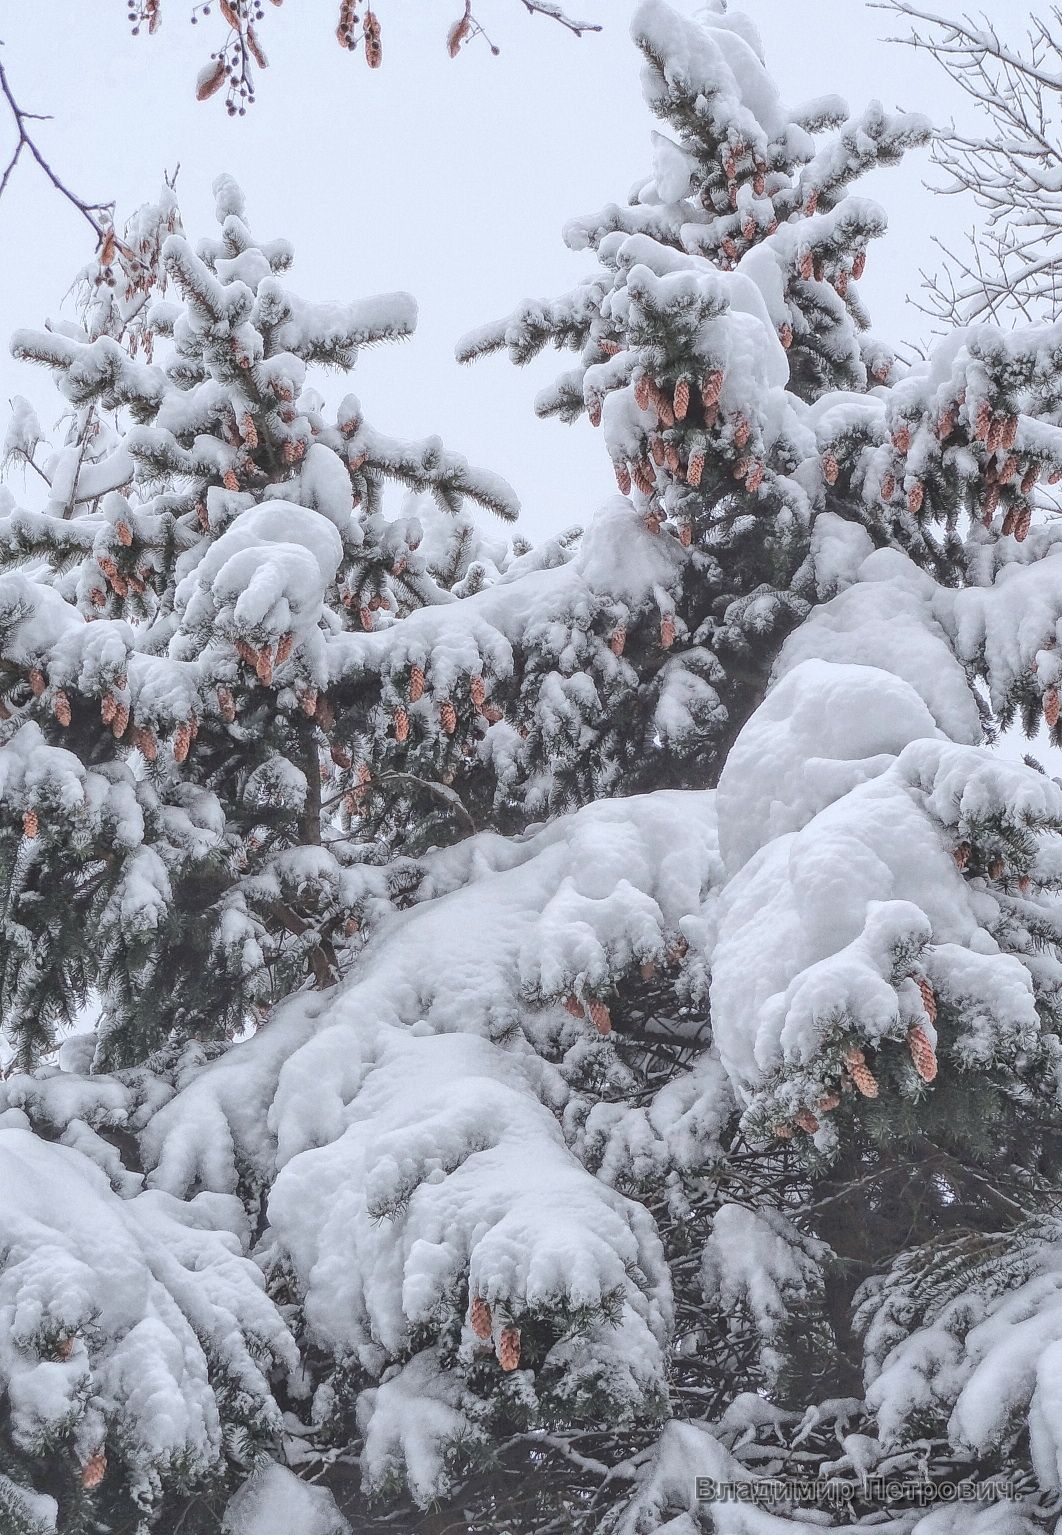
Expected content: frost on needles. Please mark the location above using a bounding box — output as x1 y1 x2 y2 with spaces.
7 2 1062 1533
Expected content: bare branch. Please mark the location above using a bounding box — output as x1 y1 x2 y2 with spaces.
0 55 113 239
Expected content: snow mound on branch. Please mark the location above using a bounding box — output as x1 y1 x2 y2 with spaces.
221 1461 350 1535
0 1127 296 1505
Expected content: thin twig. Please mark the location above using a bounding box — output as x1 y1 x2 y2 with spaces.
0 54 113 239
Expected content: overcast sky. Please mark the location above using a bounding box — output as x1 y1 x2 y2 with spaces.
0 0 1019 544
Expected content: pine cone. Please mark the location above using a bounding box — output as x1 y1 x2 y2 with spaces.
852 248 867 280
982 485 1001 523
634 375 652 412
880 472 896 503
773 1123 794 1141
28 668 46 697
173 723 192 764
953 841 971 871
615 462 632 497
701 369 725 409
660 614 676 650
632 461 656 496
440 699 458 734
588 399 602 429
135 727 158 761
471 1296 492 1340
999 453 1019 483
746 461 765 492
907 1024 938 1082
53 690 71 727
241 413 259 448
116 520 133 547
300 686 318 717
799 250 814 281
1015 506 1032 542
80 1449 107 1491
498 1326 521 1372
779 322 793 349
22 809 38 839
679 520 693 548
404 664 425 703
822 451 839 486
609 625 626 657
936 407 957 441
649 435 665 468
640 959 657 980
686 449 705 488
673 378 690 420
275 631 295 666
217 687 236 723
112 704 130 739
255 647 274 685
818 1092 841 1113
1001 413 1019 450
906 480 924 514
564 995 584 1019
1045 687 1061 728
1001 508 1016 538
394 707 410 744
101 694 117 725
196 501 210 531
805 188 818 216
222 469 240 492
236 638 257 668
315 694 335 730
359 606 375 632
588 999 612 1036
470 675 486 710
892 424 911 453
794 1108 819 1134
1021 464 1039 495
733 415 751 449
987 415 1004 453
915 976 937 1022
848 1061 879 1098
973 400 992 443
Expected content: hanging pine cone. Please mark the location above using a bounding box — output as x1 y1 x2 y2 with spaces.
892 424 911 453
588 999 612 1036
664 442 681 475
640 959 657 980
1001 508 1016 537
471 1296 492 1340
275 631 295 666
644 507 664 535
408 664 426 703
116 520 133 547
673 378 690 420
818 1092 841 1113
134 727 158 761
746 461 765 492
470 675 486 710
794 1108 820 1135
609 625 626 657
660 614 676 650
173 723 192 763
822 451 839 485
394 706 410 743
28 668 46 697
112 703 129 739
217 687 236 723
648 435 665 468
101 694 117 725
498 1327 521 1372
834 269 849 298
241 413 258 448
686 449 705 488
973 400 992 442
235 638 257 668
1001 413 1019 450
733 415 751 449
753 168 766 195
440 699 458 734
1015 506 1032 542
999 453 1019 483
702 369 725 409
852 248 867 280
222 469 240 492
880 472 896 503
255 646 274 685
615 462 632 497
773 1123 794 1141
741 215 756 242
779 322 793 349
1021 464 1039 495
906 481 924 514
330 743 352 769
634 375 652 411
80 1449 107 1491
22 809 38 839
799 250 814 281
679 520 693 548
564 995 584 1019
937 407 957 441
300 686 318 717
915 976 937 1022
52 690 71 727
982 485 1000 524
953 840 972 871
359 605 374 632
843 1047 879 1098
1045 687 1061 728
632 461 656 496
987 415 1004 453
805 188 819 216
907 1024 938 1082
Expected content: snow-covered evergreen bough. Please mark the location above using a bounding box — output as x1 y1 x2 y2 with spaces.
5 3 1062 1531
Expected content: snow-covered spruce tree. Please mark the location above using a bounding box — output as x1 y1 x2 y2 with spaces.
10 4 1062 1535
0 173 517 1071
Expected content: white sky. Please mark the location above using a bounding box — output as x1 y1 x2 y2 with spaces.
0 0 1019 544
